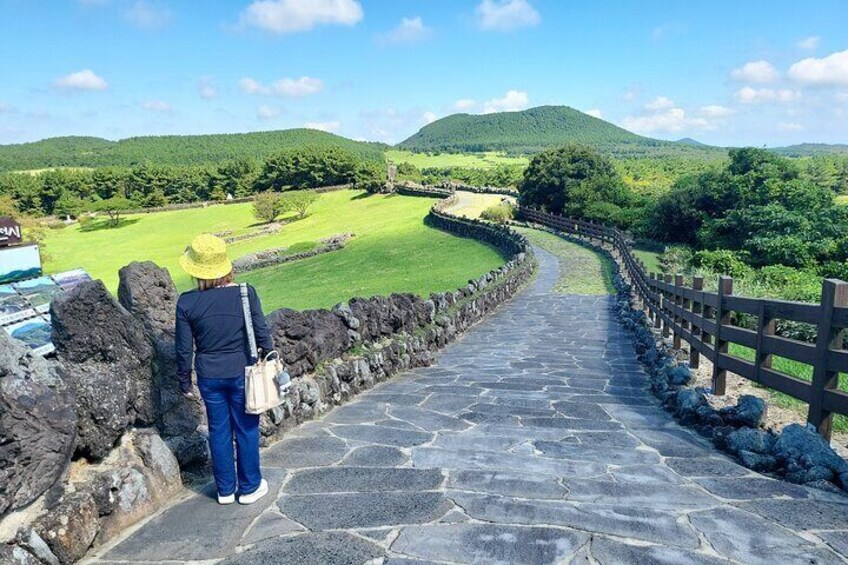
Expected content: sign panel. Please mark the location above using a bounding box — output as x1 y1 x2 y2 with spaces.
0 284 36 325
0 244 42 284
53 269 92 291
4 315 54 356
13 276 62 314
0 217 22 247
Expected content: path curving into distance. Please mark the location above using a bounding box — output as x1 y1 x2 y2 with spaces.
95 244 848 565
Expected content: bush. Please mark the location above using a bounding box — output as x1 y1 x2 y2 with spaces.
281 190 319 219
690 249 753 279
480 202 515 224
252 192 289 223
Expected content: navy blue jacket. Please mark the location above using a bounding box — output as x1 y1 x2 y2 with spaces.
175 284 274 391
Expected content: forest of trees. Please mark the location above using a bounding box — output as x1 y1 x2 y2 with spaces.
0 145 386 217
0 129 387 172
518 144 848 304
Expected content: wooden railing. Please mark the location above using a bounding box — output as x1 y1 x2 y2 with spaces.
520 206 848 440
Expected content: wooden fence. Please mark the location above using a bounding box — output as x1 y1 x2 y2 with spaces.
520 206 848 440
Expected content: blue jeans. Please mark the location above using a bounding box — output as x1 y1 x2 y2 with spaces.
197 377 262 497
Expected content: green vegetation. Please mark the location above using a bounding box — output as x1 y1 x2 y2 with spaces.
398 106 726 159
729 344 848 433
0 129 386 171
479 202 516 224
0 145 385 217
517 228 614 295
518 144 638 228
633 247 662 273
386 149 528 169
41 190 506 310
448 192 510 219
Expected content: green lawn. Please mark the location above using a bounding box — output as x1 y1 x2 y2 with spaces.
517 228 614 295
729 344 848 433
42 190 507 310
447 192 511 220
633 247 662 274
386 149 528 169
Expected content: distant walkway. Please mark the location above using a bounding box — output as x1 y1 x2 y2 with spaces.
95 246 848 564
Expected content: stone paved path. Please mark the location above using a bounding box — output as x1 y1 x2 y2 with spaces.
96 247 848 565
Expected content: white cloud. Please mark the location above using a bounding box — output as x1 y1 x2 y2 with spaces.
584 108 603 119
239 0 363 34
797 36 820 50
239 77 269 95
778 122 804 131
378 16 432 45
735 87 801 103
622 107 714 134
730 60 779 83
453 99 477 111
700 104 734 118
788 49 848 86
124 0 171 29
304 120 341 133
482 90 529 113
476 0 540 32
836 92 848 103
645 96 675 110
256 105 281 120
651 23 685 41
140 100 171 112
272 76 323 97
240 76 323 97
197 77 216 100
421 111 438 124
53 69 108 91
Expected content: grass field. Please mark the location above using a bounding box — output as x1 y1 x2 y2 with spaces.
729 344 848 433
42 190 507 310
386 149 528 169
633 247 662 274
517 228 614 295
446 191 512 220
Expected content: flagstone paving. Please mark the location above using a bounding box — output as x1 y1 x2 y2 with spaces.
95 247 848 564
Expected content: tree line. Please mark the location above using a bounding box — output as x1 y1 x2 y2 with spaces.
0 145 386 218
518 144 848 303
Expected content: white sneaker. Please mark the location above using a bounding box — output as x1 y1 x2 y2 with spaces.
217 493 235 505
238 479 268 505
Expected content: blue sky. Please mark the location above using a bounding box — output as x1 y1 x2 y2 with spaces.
1 0 847 147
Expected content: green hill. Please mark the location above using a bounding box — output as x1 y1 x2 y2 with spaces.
0 129 387 172
397 105 724 158
770 143 848 157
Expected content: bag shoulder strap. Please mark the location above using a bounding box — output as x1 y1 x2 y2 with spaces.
240 283 258 362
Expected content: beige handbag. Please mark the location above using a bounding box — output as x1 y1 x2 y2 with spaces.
240 284 287 415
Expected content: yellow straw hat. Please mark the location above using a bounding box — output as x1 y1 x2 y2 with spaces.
179 233 233 280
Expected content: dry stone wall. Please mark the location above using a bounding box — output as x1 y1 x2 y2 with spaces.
0 200 535 563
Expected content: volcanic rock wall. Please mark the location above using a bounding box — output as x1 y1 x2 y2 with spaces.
0 204 535 563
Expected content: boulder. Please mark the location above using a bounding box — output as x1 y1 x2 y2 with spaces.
772 424 848 486
34 491 99 564
667 365 692 386
717 427 775 456
117 261 206 465
267 308 349 378
0 544 42 565
51 280 154 461
718 395 766 428
0 333 76 514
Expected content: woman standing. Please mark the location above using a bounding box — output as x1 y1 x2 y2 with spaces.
175 233 275 505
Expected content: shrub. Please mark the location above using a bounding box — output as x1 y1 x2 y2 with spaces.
281 190 319 219
690 249 753 279
480 202 515 224
252 192 289 224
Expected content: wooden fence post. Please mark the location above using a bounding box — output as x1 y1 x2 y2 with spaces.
808 279 848 440
652 273 662 328
712 275 733 396
663 275 673 338
753 300 775 387
690 276 703 369
673 274 684 349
